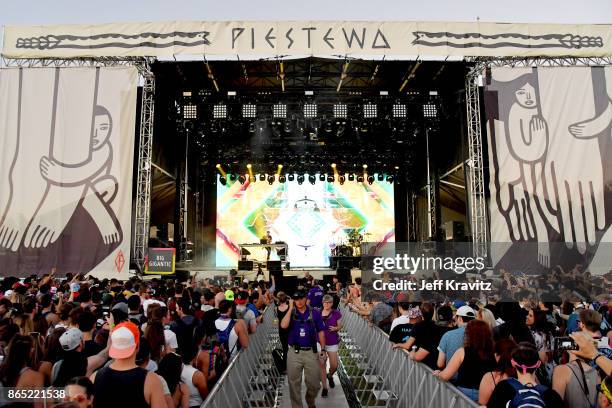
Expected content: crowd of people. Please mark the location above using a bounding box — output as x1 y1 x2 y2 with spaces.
349 290 612 407
0 271 276 408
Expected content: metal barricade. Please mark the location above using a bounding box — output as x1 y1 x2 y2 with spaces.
201 306 283 408
338 304 480 408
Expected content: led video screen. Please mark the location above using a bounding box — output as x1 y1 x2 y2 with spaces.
216 174 395 268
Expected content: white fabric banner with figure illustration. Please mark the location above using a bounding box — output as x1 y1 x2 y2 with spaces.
485 66 612 275
0 67 137 278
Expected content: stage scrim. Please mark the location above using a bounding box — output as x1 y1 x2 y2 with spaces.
0 67 138 278
485 66 612 275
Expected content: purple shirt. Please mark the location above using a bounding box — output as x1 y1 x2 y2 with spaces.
321 309 342 346
307 286 324 308
287 307 325 348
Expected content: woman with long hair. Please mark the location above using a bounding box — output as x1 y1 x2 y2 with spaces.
39 327 66 385
478 339 518 405
144 305 168 363
434 320 497 402
157 352 189 408
0 334 44 388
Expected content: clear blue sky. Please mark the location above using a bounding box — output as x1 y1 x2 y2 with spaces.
2 0 611 51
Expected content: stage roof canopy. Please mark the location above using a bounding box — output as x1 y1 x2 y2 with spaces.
2 20 612 60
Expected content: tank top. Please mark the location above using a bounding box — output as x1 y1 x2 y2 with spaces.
93 366 149 408
455 347 496 390
565 361 598 408
181 364 204 408
214 318 239 358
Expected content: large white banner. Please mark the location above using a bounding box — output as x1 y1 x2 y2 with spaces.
485 66 612 276
0 67 137 278
2 21 612 59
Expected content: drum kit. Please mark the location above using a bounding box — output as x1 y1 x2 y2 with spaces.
331 229 372 257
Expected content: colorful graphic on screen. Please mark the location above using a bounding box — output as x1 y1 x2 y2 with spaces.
216 174 395 267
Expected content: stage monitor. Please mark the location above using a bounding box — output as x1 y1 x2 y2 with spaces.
216 173 394 267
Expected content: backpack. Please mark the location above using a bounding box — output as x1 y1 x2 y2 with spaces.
246 303 260 318
206 342 228 385
216 318 239 356
507 378 548 408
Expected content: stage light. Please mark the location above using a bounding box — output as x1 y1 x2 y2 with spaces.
248 122 256 133
249 175 256 183
362 164 368 169
267 175 275 185
219 176 227 185
392 104 407 118
363 103 377 118
387 175 394 183
283 120 292 133
257 174 264 181
279 175 286 183
303 104 317 118
319 174 325 182
323 120 333 133
229 174 237 181
215 163 221 169
246 164 252 169
331 163 336 168
242 104 257 118
183 104 198 119
297 175 304 185
348 173 355 182
278 164 283 169
423 104 437 118
273 104 287 118
377 173 384 181
333 104 347 118
327 175 334 183
357 175 364 183
238 175 246 184
367 175 375 184
288 174 295 182
213 104 227 119
309 175 316 185
339 175 345 185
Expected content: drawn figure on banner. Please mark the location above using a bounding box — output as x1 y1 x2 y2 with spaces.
37 105 121 247
490 70 558 267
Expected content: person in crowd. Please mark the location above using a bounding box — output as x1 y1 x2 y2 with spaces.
487 343 563 407
478 307 498 330
318 294 342 398
577 309 612 360
552 337 599 407
214 300 249 359
0 334 44 388
281 289 326 408
235 291 257 334
157 352 190 408
348 278 362 304
78 311 103 358
436 305 454 330
526 307 554 365
389 301 414 343
171 299 200 354
128 294 145 325
569 332 612 376
90 321 166 408
368 296 393 333
180 342 208 408
307 280 324 309
437 305 476 370
478 339 518 406
434 320 497 402
144 305 169 364
39 327 66 385
495 302 535 344
52 327 109 387
402 303 449 370
275 291 290 372
64 376 94 408
599 375 612 408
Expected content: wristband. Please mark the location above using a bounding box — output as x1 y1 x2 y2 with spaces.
594 353 606 365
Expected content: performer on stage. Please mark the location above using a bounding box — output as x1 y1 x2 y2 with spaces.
261 231 273 260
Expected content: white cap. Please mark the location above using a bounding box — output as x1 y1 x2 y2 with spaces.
456 305 476 318
60 328 83 351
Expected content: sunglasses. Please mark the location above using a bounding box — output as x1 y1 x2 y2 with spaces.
67 394 88 403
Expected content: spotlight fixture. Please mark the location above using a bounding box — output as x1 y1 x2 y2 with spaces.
331 163 337 169
238 175 246 184
219 176 227 185
246 163 252 169
213 104 227 119
303 104 317 118
229 174 237 181
249 175 256 183
319 174 325 182
338 175 345 185
215 163 222 169
183 104 197 119
242 104 257 118
377 173 384 181
297 175 304 185
259 174 266 181
348 173 355 182
309 175 316 185
363 103 377 118
327 175 334 183
279 175 286 183
362 164 368 169
423 104 437 118
387 175 394 183
392 104 407 118
267 175 275 185
367 175 375 184
357 175 364 183
273 104 287 118
333 104 347 118
288 174 295 182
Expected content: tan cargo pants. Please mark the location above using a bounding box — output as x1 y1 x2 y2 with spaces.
287 348 320 408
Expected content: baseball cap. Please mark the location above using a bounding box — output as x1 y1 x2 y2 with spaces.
224 290 235 301
60 328 83 351
456 305 476 318
293 289 307 299
112 302 129 314
408 307 423 320
109 321 140 359
437 305 453 322
235 291 248 305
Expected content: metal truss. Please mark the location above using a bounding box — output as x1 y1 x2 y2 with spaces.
465 68 488 261
409 192 418 242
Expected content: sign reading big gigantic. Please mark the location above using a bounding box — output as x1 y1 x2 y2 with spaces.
0 67 137 277
2 21 612 59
